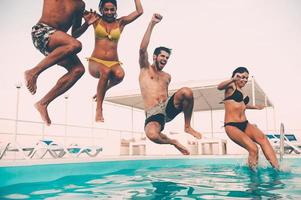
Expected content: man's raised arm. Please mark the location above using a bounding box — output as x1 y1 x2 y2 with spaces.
139 13 162 68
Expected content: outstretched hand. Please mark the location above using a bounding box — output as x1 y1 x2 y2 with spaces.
83 9 99 25
151 13 163 24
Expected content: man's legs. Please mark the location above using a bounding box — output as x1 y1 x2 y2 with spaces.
25 30 82 94
172 87 202 139
34 55 85 125
145 121 190 155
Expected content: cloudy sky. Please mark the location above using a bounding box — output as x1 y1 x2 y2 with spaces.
0 0 300 132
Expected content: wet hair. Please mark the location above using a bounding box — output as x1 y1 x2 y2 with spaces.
231 66 249 77
99 0 117 10
153 46 172 56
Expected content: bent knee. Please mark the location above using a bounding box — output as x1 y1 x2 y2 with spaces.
179 87 193 98
73 66 85 77
113 69 125 81
68 40 82 54
146 130 160 142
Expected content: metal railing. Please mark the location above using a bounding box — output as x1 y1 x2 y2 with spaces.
0 117 144 144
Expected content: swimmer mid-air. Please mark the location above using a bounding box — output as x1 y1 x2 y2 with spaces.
87 0 143 122
24 0 92 125
138 14 202 155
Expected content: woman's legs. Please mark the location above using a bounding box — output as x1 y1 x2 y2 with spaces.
106 65 125 90
245 123 279 169
89 62 124 122
225 126 259 169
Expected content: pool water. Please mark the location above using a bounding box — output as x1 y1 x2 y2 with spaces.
0 157 300 199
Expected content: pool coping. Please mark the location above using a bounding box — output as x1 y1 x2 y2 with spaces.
1 154 300 167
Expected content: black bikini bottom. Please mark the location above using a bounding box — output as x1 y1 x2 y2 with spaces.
224 120 249 132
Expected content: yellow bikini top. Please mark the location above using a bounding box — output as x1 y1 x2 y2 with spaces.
94 19 121 42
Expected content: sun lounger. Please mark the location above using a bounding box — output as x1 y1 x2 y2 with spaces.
67 144 103 157
30 140 67 159
0 141 36 160
31 140 103 159
266 133 301 154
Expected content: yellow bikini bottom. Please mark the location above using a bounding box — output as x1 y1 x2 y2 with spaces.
86 57 122 68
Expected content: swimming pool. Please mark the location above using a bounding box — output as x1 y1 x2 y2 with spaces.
0 157 300 199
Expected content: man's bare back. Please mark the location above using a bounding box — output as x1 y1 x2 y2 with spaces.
40 0 85 31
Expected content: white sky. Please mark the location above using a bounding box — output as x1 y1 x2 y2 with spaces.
0 0 300 131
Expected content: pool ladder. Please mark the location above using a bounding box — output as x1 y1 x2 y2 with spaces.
279 123 301 161
279 123 284 161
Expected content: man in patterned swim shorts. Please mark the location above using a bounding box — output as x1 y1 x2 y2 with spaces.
24 0 98 125
138 14 203 155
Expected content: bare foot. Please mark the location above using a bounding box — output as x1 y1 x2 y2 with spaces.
185 127 202 139
95 109 104 122
172 140 190 155
24 70 37 95
249 164 258 172
34 102 51 126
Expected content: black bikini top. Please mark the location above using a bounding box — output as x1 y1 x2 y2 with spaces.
224 89 249 105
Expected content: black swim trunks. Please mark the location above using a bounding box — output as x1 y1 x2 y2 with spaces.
144 94 182 131
31 23 56 55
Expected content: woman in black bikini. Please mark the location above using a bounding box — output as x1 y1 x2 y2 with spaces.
218 67 278 170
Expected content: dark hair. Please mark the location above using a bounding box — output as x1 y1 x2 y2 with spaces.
153 46 172 56
99 0 117 10
231 66 249 77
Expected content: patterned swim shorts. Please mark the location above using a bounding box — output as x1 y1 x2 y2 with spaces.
144 94 182 131
31 23 56 55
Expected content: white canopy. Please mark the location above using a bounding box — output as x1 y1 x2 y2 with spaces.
105 78 273 111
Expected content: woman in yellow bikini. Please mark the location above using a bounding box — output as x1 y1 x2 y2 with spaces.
88 0 143 122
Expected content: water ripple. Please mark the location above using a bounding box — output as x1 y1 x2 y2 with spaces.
1 159 300 199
